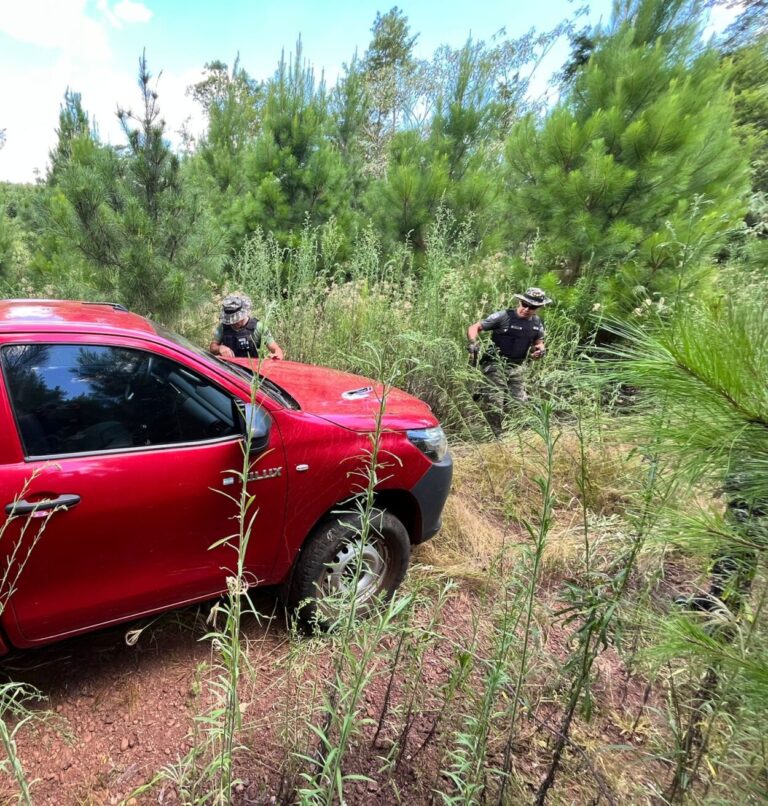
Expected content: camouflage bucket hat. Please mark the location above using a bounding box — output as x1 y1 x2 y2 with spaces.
514 287 552 307
220 293 252 325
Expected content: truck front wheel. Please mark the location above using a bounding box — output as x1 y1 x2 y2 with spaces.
287 510 410 629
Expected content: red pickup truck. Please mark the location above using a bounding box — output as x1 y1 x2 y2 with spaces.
0 300 452 652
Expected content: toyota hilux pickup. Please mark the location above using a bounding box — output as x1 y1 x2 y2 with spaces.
0 300 452 652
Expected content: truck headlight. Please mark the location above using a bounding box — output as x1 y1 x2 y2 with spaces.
407 426 448 462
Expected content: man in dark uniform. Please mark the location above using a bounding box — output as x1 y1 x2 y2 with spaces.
467 286 551 433
210 294 284 360
677 472 765 616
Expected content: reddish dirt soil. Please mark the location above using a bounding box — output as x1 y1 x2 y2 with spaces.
2 586 501 804
1 588 297 804
0 582 669 806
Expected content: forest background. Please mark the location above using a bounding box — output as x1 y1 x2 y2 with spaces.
1 0 764 338
1 0 768 803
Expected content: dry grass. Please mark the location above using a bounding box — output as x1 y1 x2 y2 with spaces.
416 423 643 585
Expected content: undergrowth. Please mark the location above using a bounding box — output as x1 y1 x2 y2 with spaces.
2 221 766 804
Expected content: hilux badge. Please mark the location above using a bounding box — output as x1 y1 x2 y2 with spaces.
247 467 283 482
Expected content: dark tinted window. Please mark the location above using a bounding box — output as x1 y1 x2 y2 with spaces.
1 344 240 457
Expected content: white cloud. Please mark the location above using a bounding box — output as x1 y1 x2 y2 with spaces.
113 0 153 25
93 1 154 30
0 0 82 45
0 58 135 182
0 0 110 60
0 1 176 182
704 2 742 39
0 61 205 182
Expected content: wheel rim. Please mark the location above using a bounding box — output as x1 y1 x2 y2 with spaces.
318 533 390 611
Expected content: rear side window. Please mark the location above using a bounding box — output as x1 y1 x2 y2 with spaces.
1 344 241 458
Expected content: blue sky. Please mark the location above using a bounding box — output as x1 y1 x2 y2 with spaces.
0 0 733 183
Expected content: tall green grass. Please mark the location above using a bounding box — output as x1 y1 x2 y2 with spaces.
205 209 588 437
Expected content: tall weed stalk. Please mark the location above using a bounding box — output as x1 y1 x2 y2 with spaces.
495 402 558 803
438 403 557 805
533 405 672 803
0 469 58 804
0 682 44 805
295 350 415 804
129 372 269 803
373 580 454 773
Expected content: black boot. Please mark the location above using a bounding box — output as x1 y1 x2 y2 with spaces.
674 593 722 613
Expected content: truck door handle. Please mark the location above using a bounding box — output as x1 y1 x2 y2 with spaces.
4 494 81 516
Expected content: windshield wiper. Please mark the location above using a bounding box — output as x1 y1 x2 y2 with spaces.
213 359 299 410
257 376 299 409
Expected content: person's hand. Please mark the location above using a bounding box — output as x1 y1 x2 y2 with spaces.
530 347 546 360
218 345 235 358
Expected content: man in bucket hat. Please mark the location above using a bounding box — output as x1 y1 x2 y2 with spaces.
210 293 284 360
467 287 551 434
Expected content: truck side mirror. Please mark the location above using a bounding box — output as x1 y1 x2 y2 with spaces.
242 403 271 455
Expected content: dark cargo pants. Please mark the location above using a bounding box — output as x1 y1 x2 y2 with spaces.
708 495 764 612
479 359 527 434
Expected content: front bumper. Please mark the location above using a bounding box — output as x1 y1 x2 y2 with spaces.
410 451 453 544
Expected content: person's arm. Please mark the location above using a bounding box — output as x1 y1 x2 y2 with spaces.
259 322 283 359
210 341 234 358
267 340 284 360
210 325 234 358
469 311 504 345
530 338 546 359
529 319 546 359
467 321 483 359
467 321 483 344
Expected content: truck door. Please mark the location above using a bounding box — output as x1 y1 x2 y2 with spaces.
0 341 286 646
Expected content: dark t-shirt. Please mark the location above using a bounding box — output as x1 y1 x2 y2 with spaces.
480 309 545 362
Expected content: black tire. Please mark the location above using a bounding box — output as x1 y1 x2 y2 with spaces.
287 510 410 629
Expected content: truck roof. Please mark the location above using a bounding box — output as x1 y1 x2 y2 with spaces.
0 299 157 337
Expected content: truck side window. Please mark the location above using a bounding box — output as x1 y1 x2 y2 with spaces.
1 344 241 458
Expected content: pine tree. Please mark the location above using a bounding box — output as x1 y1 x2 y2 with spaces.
363 6 420 167
329 56 372 210
224 43 353 250
506 0 750 321
367 36 527 251
190 58 262 197
39 55 221 320
0 187 19 285
0 183 40 290
718 0 767 51
728 34 768 192
367 130 449 250
48 89 92 184
427 40 512 249
605 290 768 800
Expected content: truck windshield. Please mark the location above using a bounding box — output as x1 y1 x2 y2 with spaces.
151 322 300 410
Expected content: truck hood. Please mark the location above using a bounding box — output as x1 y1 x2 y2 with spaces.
230 358 437 432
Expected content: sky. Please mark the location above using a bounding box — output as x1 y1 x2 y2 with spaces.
0 0 737 183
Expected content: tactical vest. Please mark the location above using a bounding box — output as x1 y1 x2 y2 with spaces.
221 318 261 357
489 310 543 363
